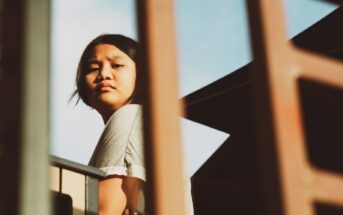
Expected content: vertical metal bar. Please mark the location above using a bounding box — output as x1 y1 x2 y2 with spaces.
0 0 25 214
136 0 187 215
247 0 313 215
85 176 99 215
59 167 63 192
19 0 51 214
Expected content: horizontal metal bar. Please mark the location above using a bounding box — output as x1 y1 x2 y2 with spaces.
294 48 343 88
50 155 105 179
313 169 343 206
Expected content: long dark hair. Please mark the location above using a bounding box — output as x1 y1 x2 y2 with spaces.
72 34 143 106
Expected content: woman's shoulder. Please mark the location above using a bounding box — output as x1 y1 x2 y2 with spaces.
89 104 143 166
106 104 142 126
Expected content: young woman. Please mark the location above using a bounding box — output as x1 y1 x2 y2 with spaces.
75 34 193 215
75 34 144 215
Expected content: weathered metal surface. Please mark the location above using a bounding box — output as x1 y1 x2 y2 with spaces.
248 0 343 215
137 0 187 215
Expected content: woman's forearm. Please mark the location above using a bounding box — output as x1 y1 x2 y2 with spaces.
99 176 127 215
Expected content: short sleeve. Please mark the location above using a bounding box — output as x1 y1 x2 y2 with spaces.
88 104 146 181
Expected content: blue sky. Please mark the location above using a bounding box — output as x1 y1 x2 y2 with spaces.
50 0 338 176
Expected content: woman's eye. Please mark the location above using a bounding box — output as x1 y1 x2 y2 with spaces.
85 64 100 73
87 67 99 73
112 64 123 69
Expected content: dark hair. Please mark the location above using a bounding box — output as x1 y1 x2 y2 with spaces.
73 34 143 106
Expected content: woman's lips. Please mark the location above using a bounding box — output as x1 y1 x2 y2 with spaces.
96 82 115 93
99 86 114 92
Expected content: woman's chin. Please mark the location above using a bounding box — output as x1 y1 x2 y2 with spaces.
98 94 119 103
99 97 126 110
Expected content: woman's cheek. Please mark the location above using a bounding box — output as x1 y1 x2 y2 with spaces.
85 75 96 91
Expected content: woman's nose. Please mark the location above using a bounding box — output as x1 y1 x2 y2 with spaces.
98 64 113 80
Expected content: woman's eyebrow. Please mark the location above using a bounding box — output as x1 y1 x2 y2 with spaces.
108 55 125 61
87 59 99 64
86 55 126 63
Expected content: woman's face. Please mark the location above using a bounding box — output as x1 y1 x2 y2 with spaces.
84 44 136 113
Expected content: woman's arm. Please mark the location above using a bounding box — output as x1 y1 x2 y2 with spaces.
99 175 144 215
99 176 127 215
122 177 144 213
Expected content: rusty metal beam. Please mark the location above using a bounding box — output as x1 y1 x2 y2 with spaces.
137 1 186 215
247 0 313 214
248 0 343 214
312 169 343 205
294 48 343 89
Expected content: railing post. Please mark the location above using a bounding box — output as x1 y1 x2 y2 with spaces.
19 0 51 214
137 0 187 214
0 0 50 214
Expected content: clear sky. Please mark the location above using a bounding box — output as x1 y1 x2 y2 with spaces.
50 0 338 176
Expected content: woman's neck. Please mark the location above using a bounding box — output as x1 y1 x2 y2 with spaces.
99 107 116 124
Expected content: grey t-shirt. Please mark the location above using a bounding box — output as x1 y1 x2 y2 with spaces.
88 104 194 214
89 104 146 181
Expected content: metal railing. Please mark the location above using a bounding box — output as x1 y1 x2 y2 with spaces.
50 156 105 215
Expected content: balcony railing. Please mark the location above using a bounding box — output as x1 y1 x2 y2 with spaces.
50 156 105 215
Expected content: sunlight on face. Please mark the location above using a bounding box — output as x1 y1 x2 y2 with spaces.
84 44 136 118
